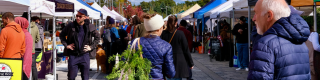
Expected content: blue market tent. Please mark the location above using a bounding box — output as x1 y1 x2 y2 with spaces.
192 0 226 37
191 0 226 53
193 0 226 19
76 0 101 17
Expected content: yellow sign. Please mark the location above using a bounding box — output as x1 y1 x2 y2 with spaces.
0 59 22 80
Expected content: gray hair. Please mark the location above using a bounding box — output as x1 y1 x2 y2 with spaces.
261 0 291 20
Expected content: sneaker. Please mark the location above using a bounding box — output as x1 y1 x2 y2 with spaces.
236 68 241 71
245 68 249 71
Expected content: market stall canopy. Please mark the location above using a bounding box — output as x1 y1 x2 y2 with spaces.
91 3 113 19
164 14 172 21
0 0 30 15
193 0 227 19
48 0 74 12
291 0 320 6
248 0 319 7
76 0 101 19
63 0 100 19
177 4 201 19
182 15 192 20
30 0 55 16
205 0 238 18
47 0 74 18
102 5 118 19
111 10 127 21
233 0 248 9
220 6 312 18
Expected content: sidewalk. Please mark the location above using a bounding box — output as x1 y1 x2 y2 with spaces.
190 53 248 80
55 53 248 80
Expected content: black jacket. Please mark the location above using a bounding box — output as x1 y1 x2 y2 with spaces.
160 29 194 78
232 23 248 43
60 20 100 56
85 19 101 58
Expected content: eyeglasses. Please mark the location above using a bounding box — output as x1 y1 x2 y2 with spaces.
76 15 85 18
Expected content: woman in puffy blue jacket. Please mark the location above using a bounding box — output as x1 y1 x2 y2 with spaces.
131 14 175 79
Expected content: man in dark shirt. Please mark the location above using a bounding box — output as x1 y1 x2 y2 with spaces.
232 16 249 71
60 9 100 80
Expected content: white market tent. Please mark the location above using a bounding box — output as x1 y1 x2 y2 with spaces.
101 5 119 19
30 0 55 16
0 0 30 15
233 0 248 9
62 0 100 19
111 10 127 21
164 14 172 21
91 3 113 19
204 0 237 18
177 4 201 19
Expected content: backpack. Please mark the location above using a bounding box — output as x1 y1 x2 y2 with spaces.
102 28 112 43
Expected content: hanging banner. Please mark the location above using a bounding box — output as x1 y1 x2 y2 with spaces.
31 0 55 15
0 58 22 80
37 51 53 79
48 0 74 12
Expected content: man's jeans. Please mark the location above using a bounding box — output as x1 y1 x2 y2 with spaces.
236 43 249 68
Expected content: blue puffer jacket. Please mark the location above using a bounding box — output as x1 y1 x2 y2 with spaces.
131 36 175 79
248 14 311 80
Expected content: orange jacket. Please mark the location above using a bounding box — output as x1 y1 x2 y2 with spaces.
0 22 26 58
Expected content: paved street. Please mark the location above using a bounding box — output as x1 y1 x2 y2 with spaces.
54 53 248 80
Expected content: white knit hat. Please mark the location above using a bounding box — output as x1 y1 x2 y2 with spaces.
144 14 164 31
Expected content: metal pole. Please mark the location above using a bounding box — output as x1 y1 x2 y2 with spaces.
166 6 167 17
248 6 251 62
40 13 42 23
202 17 204 54
28 7 31 32
92 19 94 24
233 9 236 56
196 19 198 42
211 19 212 37
28 10 32 80
193 18 196 43
112 0 113 10
53 16 57 80
314 2 317 32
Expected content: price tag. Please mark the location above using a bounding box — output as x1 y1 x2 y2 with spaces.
48 45 52 50
57 45 64 53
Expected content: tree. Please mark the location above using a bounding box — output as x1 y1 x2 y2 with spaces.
160 2 166 13
124 5 135 19
301 8 320 33
135 6 144 22
140 1 149 12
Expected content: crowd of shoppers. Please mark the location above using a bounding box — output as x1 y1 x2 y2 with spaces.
4 0 320 79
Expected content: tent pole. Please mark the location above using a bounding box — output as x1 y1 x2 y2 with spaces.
53 16 57 80
232 9 235 56
195 18 197 42
248 6 251 63
29 8 32 79
314 2 317 32
40 13 42 24
211 19 212 37
202 17 204 54
28 7 31 32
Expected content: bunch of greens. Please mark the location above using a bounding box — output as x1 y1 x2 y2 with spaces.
106 45 152 80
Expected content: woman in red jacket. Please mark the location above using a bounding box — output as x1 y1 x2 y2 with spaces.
15 17 33 80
